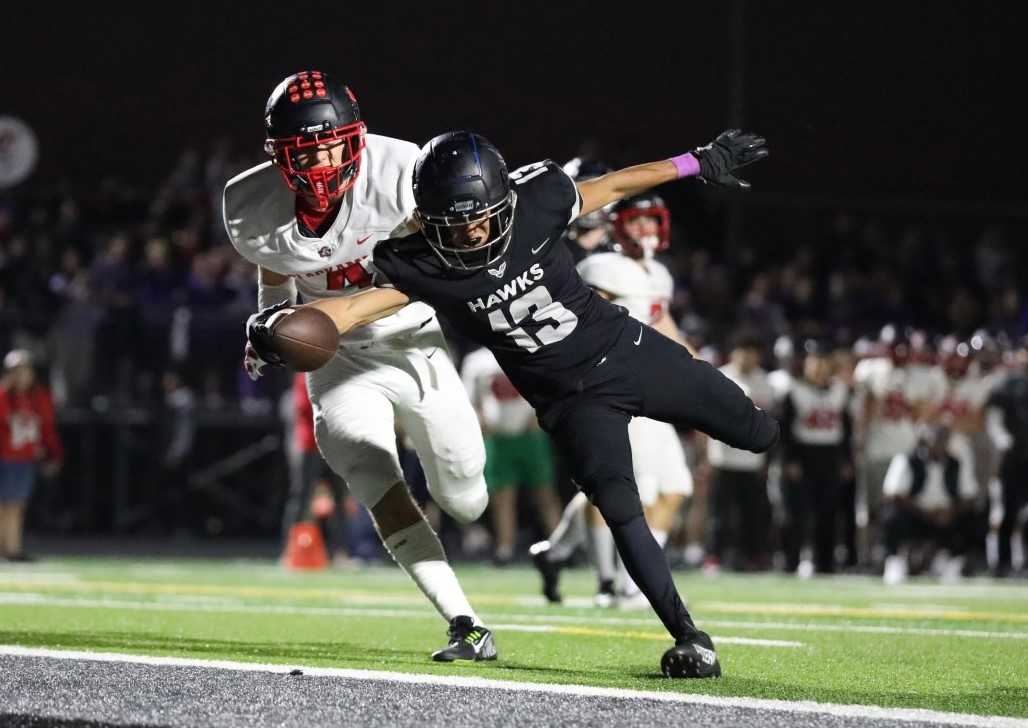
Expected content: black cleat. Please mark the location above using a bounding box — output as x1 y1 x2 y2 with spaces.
661 630 722 678
431 616 497 662
529 540 564 604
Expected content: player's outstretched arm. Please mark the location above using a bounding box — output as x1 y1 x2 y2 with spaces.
306 287 412 335
576 129 768 217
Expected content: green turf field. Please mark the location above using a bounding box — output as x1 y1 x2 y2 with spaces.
0 558 1025 718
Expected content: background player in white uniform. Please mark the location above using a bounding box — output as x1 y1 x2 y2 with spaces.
461 347 562 565
531 193 693 608
853 326 943 567
704 333 775 573
223 71 493 662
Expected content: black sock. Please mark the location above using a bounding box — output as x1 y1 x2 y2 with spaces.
609 514 697 641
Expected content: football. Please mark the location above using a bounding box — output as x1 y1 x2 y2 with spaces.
271 306 338 372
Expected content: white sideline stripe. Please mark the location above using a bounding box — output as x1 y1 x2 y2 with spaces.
0 594 800 648
0 645 1023 728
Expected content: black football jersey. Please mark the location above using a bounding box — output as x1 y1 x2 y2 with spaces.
373 160 630 411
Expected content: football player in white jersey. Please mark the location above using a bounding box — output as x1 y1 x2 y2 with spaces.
853 325 943 567
222 71 495 662
932 337 990 456
530 193 693 608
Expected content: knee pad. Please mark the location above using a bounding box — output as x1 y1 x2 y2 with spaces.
433 474 489 524
425 444 488 524
585 469 644 528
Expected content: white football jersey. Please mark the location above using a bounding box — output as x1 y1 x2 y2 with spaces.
787 378 850 447
707 362 775 471
939 372 992 420
222 134 438 344
460 347 536 435
855 358 944 460
576 252 673 325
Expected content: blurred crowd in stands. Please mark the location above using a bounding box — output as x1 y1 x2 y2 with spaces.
2 141 1028 581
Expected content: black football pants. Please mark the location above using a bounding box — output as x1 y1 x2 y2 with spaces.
542 321 779 641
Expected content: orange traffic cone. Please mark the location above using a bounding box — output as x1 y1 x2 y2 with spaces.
283 521 329 570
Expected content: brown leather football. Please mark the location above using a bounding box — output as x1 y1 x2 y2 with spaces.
271 306 338 372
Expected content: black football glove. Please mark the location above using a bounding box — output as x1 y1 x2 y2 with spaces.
242 301 294 379
692 129 768 190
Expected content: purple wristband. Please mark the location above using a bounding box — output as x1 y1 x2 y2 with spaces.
669 152 701 178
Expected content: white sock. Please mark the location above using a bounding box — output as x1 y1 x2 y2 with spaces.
652 529 669 549
547 491 589 562
382 521 479 625
589 525 616 583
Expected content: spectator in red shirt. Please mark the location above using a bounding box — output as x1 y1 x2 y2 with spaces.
0 350 63 561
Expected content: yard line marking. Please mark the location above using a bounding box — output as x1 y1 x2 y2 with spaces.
5 576 1026 622
492 623 801 647
0 594 801 648
697 601 1028 623
0 571 81 584
0 645 1023 728
487 612 1028 640
700 619 1028 640
3 592 1027 641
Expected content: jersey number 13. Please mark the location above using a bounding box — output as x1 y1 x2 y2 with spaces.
487 286 578 353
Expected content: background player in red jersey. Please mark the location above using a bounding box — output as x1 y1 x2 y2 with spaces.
0 350 63 562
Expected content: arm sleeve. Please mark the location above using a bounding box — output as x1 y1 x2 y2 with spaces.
882 454 912 498
257 276 297 310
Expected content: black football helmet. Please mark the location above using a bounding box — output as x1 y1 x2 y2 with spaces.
263 70 366 210
412 131 516 271
611 192 671 259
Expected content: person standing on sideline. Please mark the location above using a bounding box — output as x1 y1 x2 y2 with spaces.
0 350 63 561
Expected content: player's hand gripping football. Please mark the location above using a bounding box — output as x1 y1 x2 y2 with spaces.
692 129 768 190
243 301 295 380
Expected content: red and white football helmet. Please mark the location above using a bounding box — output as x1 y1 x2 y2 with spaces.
263 70 366 211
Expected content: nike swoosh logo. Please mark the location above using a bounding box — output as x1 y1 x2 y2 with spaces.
357 234 373 245
634 326 643 346
531 237 551 254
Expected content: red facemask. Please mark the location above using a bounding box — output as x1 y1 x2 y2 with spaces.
613 207 671 259
266 122 366 211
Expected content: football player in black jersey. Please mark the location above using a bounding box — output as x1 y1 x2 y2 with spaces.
247 129 777 677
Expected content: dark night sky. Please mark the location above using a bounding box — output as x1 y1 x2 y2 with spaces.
3 1 1021 204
